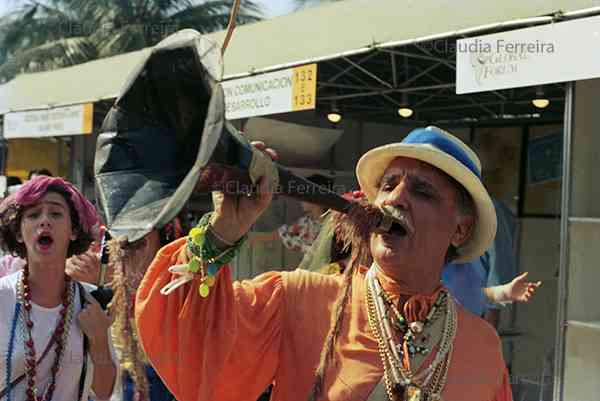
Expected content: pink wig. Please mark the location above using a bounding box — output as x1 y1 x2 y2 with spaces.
6 176 99 235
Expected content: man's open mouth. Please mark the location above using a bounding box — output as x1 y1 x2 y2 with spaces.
379 206 414 237
388 221 408 237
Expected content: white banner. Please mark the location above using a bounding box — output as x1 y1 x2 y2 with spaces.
456 15 600 94
223 64 317 120
4 103 93 139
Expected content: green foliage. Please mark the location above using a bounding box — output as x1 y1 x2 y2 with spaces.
0 0 262 82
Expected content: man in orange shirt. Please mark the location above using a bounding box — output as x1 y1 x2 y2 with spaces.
135 126 513 401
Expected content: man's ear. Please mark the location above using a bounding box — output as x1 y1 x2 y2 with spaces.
70 228 78 242
16 230 23 243
451 214 475 248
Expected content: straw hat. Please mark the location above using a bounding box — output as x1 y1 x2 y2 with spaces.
356 126 496 262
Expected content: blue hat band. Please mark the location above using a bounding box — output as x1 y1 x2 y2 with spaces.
402 129 481 179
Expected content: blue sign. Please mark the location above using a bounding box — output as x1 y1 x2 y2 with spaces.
527 133 563 184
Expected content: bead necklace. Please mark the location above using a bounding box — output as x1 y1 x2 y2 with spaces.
373 268 455 388
16 267 74 401
368 268 452 383
365 266 457 401
379 287 447 359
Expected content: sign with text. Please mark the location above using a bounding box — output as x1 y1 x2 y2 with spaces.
4 103 93 139
223 64 317 119
457 15 600 94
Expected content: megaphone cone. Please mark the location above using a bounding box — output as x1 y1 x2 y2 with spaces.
95 30 381 243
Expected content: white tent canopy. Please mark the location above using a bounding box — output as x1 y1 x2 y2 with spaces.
0 0 598 114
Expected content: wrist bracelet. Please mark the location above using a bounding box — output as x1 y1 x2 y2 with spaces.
184 212 247 297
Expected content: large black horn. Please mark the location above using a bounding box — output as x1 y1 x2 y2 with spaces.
191 101 352 212
95 30 357 243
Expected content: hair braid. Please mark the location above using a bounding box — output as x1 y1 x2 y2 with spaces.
307 263 354 401
308 201 378 401
109 237 150 400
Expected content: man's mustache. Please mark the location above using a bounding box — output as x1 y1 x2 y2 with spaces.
378 205 414 235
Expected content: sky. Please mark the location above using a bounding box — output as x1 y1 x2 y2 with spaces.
0 0 298 18
0 0 11 17
259 0 297 17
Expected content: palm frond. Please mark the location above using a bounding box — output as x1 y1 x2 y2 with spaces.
0 2 83 56
0 36 97 81
0 0 265 82
95 24 149 57
167 0 262 34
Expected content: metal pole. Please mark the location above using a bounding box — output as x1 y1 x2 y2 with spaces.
341 57 394 88
319 83 454 101
553 81 575 401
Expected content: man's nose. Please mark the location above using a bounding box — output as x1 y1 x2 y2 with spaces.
383 180 409 209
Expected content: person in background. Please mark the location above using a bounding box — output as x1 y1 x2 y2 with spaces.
0 175 117 401
483 198 522 326
442 198 541 321
28 169 53 180
6 176 23 187
5 176 23 197
248 174 333 253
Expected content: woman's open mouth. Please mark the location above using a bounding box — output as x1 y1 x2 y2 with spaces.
36 234 54 250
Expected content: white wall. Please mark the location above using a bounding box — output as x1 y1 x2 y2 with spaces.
562 78 600 401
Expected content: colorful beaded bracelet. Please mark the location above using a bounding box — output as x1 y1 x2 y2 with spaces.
185 212 247 297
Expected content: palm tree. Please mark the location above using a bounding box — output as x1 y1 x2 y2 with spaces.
0 0 262 82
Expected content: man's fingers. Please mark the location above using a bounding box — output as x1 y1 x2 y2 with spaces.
514 272 529 282
251 141 267 150
257 176 274 206
250 141 278 161
75 257 93 268
211 190 227 211
264 148 279 161
80 252 98 264
69 258 86 270
66 258 78 268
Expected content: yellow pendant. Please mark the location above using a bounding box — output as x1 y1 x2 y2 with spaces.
405 385 422 401
205 275 216 287
198 283 210 298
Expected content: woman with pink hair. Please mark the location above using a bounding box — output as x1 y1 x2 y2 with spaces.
0 176 117 401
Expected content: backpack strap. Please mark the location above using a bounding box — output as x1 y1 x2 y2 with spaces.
76 282 90 401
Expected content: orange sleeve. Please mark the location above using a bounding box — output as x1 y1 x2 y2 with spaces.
491 369 514 401
135 238 285 401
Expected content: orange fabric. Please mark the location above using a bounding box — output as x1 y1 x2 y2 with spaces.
136 238 513 401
